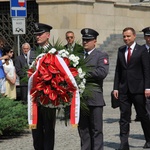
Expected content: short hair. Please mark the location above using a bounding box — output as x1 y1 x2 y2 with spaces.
22 42 31 49
123 27 136 35
65 31 74 36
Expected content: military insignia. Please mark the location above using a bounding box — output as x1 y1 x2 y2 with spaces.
85 28 88 34
34 23 39 30
104 58 108 64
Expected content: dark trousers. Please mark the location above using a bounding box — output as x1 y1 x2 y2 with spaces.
78 106 103 150
146 97 150 120
20 85 27 103
32 106 56 150
119 93 150 147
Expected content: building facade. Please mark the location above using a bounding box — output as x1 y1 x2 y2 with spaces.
0 0 150 47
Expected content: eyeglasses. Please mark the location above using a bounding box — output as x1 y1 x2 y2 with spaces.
66 36 73 39
9 51 14 53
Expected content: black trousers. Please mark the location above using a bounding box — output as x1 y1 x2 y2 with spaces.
119 93 150 147
32 106 56 150
78 106 103 150
20 85 27 103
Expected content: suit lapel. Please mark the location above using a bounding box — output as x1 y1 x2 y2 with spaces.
120 47 127 66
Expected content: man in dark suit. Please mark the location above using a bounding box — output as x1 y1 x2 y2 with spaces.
31 23 56 150
15 42 31 103
113 27 150 150
78 28 109 150
141 27 150 121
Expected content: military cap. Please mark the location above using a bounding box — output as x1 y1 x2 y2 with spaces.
81 28 99 39
141 27 150 36
34 23 52 35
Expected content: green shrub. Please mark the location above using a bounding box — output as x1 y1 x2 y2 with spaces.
0 96 28 135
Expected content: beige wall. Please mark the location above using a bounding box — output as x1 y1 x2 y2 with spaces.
35 0 150 46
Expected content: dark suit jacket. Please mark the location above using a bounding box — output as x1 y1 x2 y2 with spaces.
15 49 36 79
28 48 36 65
15 54 28 81
84 48 109 106
114 43 150 94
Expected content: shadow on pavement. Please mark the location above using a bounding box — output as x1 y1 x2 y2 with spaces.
104 118 119 123
129 134 144 140
104 141 120 149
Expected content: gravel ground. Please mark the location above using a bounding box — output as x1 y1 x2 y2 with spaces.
0 82 146 150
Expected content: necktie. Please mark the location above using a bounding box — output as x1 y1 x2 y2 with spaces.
85 51 89 58
127 47 131 63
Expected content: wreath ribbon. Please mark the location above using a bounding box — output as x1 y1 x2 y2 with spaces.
28 54 80 129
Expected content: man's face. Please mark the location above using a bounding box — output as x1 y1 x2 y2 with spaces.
22 45 30 55
82 39 96 51
36 32 50 46
123 29 136 46
66 33 75 45
144 35 150 46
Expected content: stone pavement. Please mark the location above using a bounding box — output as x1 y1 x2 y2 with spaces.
0 82 147 150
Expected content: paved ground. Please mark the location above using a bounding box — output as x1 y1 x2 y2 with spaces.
0 82 148 150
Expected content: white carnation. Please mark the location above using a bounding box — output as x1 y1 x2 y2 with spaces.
78 82 85 93
82 78 86 84
78 68 82 74
58 49 69 58
79 71 86 79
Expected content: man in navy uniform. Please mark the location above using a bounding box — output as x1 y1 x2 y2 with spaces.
31 23 56 150
141 27 150 52
78 28 109 150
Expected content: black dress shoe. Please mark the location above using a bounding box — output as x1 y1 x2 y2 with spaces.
116 146 129 150
116 147 129 150
143 142 150 148
116 148 129 150
134 115 140 122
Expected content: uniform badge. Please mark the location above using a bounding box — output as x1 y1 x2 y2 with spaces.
85 28 88 34
104 58 108 64
34 23 39 30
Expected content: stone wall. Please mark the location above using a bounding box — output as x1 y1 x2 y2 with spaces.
35 0 150 46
